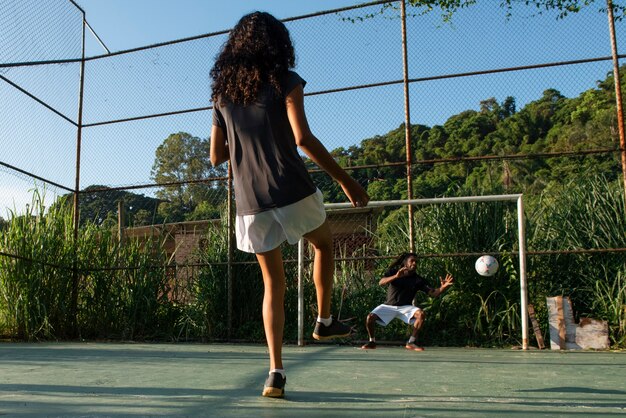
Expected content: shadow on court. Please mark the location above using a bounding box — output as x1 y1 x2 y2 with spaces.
1 342 625 417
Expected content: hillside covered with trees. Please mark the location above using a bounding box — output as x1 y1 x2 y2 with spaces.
315 69 621 203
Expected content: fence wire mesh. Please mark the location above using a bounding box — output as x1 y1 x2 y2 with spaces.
1 0 625 343
0 0 82 64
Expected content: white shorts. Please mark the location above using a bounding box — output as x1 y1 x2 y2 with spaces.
370 304 421 326
236 189 326 253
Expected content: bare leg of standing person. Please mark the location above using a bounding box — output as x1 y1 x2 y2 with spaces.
256 247 287 397
303 220 333 317
305 220 351 340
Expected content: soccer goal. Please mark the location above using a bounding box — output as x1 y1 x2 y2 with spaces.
296 194 529 349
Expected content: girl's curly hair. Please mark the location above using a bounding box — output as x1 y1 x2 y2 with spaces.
210 12 295 106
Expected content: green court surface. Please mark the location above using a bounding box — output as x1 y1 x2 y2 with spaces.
1 342 624 417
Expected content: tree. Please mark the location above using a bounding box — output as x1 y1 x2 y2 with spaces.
133 209 154 226
50 186 164 227
151 132 227 222
501 96 516 119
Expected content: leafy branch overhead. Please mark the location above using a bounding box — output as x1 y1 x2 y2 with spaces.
385 0 626 21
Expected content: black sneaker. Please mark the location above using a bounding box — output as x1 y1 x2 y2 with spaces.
262 372 286 398
312 317 351 340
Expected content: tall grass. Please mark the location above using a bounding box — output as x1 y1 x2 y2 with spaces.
592 270 626 346
527 175 626 347
1 176 624 348
178 217 230 341
0 191 176 340
76 224 175 340
0 190 75 339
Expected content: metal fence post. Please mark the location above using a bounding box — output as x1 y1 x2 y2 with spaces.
400 0 415 252
607 0 626 207
71 6 87 338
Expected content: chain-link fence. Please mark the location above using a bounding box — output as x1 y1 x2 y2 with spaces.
1 0 625 344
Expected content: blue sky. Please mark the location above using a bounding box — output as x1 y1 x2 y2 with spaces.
1 0 623 216
76 0 362 55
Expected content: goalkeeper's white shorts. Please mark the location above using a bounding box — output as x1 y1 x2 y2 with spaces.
371 304 421 326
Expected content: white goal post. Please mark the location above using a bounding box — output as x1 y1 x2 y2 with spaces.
297 194 529 349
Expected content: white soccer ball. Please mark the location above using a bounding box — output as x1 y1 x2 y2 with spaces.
475 255 499 276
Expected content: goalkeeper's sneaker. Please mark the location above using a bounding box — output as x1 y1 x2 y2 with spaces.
312 318 351 340
262 372 286 398
405 343 425 352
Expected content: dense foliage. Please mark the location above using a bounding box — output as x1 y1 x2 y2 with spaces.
1 177 623 347
315 69 622 203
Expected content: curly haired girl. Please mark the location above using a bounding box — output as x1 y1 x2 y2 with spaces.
210 11 370 398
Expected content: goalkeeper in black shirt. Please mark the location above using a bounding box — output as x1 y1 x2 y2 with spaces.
361 252 454 351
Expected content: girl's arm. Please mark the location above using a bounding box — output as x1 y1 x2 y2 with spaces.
286 84 370 207
210 124 229 167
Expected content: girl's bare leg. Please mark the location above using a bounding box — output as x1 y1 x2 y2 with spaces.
255 247 286 370
303 220 334 318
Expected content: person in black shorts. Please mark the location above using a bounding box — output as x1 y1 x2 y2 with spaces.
361 252 454 351
210 12 370 398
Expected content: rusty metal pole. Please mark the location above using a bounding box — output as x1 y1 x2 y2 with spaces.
71 10 87 338
401 0 415 252
117 200 125 244
607 0 626 206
